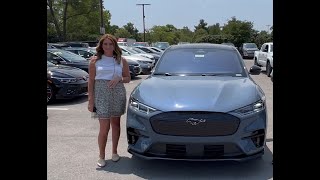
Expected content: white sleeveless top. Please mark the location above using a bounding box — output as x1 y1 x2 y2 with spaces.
95 55 123 80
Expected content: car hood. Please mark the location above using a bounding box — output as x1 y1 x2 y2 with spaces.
47 65 88 78
131 76 263 112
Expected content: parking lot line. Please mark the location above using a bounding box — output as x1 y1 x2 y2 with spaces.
47 107 69 110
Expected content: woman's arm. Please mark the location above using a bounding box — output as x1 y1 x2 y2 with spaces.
121 57 131 83
87 56 96 112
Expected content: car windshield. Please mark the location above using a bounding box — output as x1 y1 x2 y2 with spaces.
244 43 257 48
125 47 139 54
155 42 169 49
52 49 87 62
131 47 146 54
122 51 130 56
154 48 244 76
47 61 56 67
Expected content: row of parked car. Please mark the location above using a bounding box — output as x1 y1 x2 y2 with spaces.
47 42 167 103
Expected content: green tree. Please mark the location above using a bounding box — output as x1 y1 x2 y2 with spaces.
149 25 177 44
194 19 208 32
222 16 255 47
114 28 131 38
254 31 272 48
193 29 208 42
176 26 193 43
47 0 111 41
208 23 221 35
106 25 119 35
123 22 139 39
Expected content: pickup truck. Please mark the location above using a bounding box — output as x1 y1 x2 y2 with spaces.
254 42 273 77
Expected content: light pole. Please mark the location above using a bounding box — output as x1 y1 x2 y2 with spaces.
100 0 105 35
136 3 150 42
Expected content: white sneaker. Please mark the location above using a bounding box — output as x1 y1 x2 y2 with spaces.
97 158 106 167
112 154 120 162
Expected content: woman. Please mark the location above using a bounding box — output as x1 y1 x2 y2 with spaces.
87 34 130 167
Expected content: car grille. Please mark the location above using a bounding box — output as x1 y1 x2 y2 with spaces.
147 143 225 158
150 112 240 136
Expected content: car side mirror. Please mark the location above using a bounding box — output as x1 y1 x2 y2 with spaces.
249 65 261 75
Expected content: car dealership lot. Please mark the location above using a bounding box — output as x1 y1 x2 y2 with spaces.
47 59 273 180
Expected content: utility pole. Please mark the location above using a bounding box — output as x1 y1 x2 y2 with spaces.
100 0 105 35
136 3 151 42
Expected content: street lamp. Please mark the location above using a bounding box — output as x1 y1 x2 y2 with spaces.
136 3 151 42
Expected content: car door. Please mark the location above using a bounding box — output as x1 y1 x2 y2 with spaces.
261 44 269 66
258 44 266 66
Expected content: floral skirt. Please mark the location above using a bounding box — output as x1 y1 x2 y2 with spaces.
92 79 126 119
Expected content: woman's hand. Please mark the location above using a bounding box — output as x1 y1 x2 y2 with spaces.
88 102 94 112
108 76 122 88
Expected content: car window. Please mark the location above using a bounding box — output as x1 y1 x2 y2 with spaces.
155 48 244 75
139 47 153 53
78 50 94 58
47 52 62 61
50 49 87 62
270 44 273 52
244 43 257 48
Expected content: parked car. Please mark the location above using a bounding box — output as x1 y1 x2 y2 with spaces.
133 42 149 47
238 43 259 59
120 46 157 62
47 43 71 49
58 42 89 48
47 48 90 73
122 51 155 75
154 42 170 50
47 61 88 103
126 43 267 162
126 59 142 79
63 47 96 60
131 47 161 64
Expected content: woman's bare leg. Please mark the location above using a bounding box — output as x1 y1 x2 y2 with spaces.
98 119 110 159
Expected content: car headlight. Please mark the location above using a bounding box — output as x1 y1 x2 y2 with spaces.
53 77 77 83
129 98 157 114
231 97 266 116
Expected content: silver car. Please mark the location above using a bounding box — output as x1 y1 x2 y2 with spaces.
126 43 267 161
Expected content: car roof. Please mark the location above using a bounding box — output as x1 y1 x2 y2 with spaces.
63 47 92 50
169 43 235 51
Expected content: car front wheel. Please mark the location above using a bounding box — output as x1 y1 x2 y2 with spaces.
47 83 54 103
266 61 272 77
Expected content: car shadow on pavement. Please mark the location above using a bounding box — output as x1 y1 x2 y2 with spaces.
98 146 273 179
130 76 143 81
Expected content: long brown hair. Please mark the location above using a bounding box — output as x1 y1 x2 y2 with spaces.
96 34 122 64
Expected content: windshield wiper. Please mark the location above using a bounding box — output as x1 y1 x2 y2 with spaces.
153 73 172 76
201 73 217 76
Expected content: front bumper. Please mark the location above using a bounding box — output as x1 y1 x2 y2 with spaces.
126 107 267 162
52 80 88 99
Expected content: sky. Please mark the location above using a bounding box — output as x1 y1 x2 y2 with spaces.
103 0 273 33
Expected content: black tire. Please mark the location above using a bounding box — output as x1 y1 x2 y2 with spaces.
254 57 258 65
47 83 55 103
266 61 272 77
